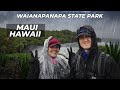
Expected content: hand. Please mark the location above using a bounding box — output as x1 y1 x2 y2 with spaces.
29 50 39 63
27 50 40 79
67 47 75 67
44 36 53 47
41 36 53 53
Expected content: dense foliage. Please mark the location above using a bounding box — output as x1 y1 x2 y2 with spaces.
105 42 120 64
0 28 76 53
0 53 31 79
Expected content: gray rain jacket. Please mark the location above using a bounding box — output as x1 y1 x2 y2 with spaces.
27 36 70 79
38 36 70 79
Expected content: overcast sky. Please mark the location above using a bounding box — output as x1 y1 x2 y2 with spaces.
0 11 120 39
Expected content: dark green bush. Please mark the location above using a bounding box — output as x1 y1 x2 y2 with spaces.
0 53 31 79
105 42 120 64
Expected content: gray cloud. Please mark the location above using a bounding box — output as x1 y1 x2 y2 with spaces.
0 11 120 40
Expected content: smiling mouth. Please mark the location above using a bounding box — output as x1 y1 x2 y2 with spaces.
83 43 89 45
52 52 57 54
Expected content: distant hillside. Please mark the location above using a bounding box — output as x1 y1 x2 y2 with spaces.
0 27 76 53
101 38 120 43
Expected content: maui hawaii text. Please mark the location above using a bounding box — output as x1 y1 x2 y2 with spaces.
9 24 42 37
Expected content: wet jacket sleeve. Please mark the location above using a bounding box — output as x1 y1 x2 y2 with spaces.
68 55 78 79
26 58 40 79
105 56 120 79
26 50 40 79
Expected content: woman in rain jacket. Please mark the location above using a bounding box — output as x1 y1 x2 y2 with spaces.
68 25 120 79
27 36 70 79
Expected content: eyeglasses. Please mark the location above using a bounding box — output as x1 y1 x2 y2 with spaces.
49 44 61 48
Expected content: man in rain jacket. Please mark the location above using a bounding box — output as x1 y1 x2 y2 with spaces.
27 36 70 79
68 25 120 79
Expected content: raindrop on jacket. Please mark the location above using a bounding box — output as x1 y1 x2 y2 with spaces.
69 25 120 79
38 36 70 79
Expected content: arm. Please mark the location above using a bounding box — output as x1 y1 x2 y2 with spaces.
105 56 120 79
67 47 75 68
26 50 40 79
67 47 78 79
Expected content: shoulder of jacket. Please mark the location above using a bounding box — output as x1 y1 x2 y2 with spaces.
98 51 112 63
57 54 68 61
75 52 81 59
101 52 110 58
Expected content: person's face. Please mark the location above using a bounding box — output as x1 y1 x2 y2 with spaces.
48 44 60 58
79 35 92 50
